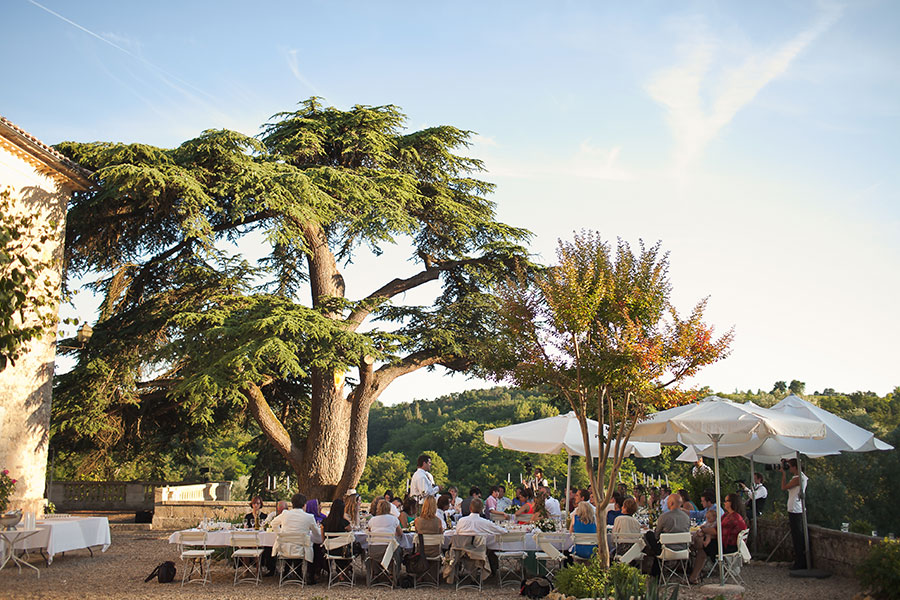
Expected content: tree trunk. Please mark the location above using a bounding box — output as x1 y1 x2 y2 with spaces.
300 366 351 500
243 381 304 473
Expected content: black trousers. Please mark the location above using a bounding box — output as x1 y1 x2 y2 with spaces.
788 512 807 569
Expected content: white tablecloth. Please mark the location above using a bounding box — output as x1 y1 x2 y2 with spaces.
16 517 111 564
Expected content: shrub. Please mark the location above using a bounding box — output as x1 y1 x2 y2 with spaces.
851 519 875 535
857 539 900 600
554 559 662 600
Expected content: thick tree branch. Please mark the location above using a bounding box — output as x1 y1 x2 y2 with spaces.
242 380 304 473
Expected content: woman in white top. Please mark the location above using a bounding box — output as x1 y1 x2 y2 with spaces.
612 497 642 555
367 498 402 538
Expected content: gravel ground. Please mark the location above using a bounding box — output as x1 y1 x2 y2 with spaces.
0 529 863 599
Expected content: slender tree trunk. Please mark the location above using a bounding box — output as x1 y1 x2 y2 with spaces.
243 381 304 473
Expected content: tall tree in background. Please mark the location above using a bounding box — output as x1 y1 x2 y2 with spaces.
52 98 531 498
486 231 732 566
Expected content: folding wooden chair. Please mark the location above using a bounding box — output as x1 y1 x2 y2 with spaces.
177 530 214 586
365 532 400 588
495 531 527 587
658 532 692 588
413 533 444 589
324 531 356 589
275 532 311 587
230 531 263 586
534 532 569 581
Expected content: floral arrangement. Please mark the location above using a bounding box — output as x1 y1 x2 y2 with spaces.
504 504 518 514
0 470 17 512
534 517 557 532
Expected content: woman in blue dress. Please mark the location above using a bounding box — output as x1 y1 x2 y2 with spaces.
569 500 598 559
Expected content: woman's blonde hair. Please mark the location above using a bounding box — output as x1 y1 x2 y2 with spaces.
574 500 596 524
344 495 359 522
375 498 392 516
419 496 437 520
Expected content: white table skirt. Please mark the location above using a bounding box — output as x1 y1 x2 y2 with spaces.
168 529 278 547
15 517 111 564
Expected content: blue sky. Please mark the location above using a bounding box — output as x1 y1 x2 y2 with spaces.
3 0 898 401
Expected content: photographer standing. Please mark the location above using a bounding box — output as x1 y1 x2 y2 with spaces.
781 458 807 569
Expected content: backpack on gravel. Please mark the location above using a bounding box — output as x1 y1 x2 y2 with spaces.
144 561 176 583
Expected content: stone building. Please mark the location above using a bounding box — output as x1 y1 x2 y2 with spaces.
0 116 91 514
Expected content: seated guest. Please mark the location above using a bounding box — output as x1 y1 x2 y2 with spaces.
367 498 402 538
485 485 507 520
647 492 690 577
569 500 598 559
436 493 453 526
244 495 268 529
540 486 562 517
634 485 647 509
383 490 401 517
456 497 505 535
612 498 642 556
496 485 512 512
270 492 323 580
530 489 551 523
399 497 417 528
305 498 326 523
263 500 289 527
343 490 360 527
448 486 462 511
413 496 444 533
320 498 353 578
687 490 723 524
689 493 747 584
678 489 696 512
514 487 535 523
460 486 482 516
606 492 624 526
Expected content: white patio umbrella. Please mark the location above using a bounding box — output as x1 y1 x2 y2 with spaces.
629 396 826 588
483 411 661 518
680 395 894 574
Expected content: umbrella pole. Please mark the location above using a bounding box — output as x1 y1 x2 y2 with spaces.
565 453 572 521
713 435 725 586
797 451 812 570
750 457 757 553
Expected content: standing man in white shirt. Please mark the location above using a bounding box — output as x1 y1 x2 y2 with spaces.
409 453 440 508
781 458 808 570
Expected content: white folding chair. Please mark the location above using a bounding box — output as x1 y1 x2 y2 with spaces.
706 528 750 585
365 532 400 588
495 531 526 588
612 531 643 562
324 531 355 589
275 532 311 587
413 533 444 589
534 532 569 580
571 532 600 563
230 531 263 586
658 532 692 588
177 530 214 586
450 534 485 591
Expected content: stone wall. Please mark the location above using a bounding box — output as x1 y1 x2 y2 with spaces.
151 499 362 530
755 517 880 577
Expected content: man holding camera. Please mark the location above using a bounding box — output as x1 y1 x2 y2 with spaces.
781 458 808 570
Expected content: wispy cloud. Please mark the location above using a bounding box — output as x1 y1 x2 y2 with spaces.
27 0 225 117
647 2 844 174
470 137 633 181
285 49 325 98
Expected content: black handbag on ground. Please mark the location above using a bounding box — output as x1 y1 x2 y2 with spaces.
403 534 430 574
144 561 176 583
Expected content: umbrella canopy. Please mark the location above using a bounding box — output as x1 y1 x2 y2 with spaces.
630 395 826 587
483 411 661 458
771 394 894 454
629 396 827 447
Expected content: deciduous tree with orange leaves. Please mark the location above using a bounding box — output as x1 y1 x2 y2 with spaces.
486 230 733 566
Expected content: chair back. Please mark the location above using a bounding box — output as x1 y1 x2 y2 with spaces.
659 531 690 560
324 531 355 551
489 513 507 523
276 532 311 558
417 533 444 547
496 531 526 551
367 531 398 547
611 531 642 545
572 532 599 547
534 532 569 560
231 531 261 548
737 528 751 561
179 530 208 548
